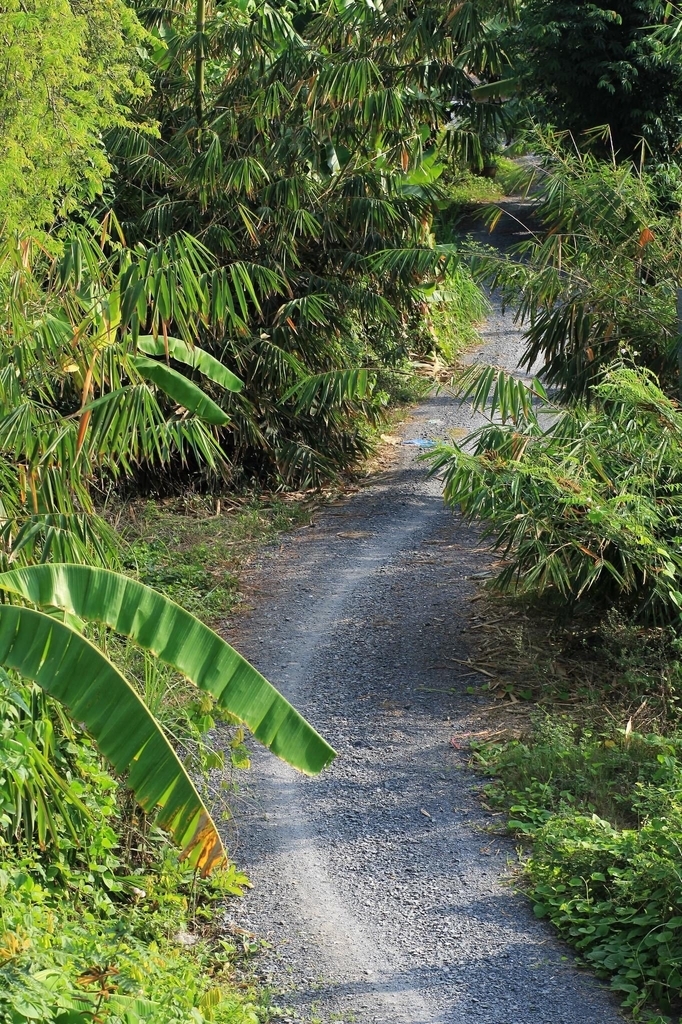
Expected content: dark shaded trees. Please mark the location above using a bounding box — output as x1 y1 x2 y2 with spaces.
511 0 682 158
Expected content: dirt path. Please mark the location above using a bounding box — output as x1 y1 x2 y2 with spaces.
222 211 624 1024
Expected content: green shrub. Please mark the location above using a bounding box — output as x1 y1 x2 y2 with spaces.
430 362 682 621
480 723 682 1020
493 155 528 196
470 129 679 398
428 265 490 361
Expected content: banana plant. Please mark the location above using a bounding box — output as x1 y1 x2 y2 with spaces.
0 564 336 875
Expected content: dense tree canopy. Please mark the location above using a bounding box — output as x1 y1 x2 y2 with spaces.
0 0 148 232
103 0 511 486
509 0 682 158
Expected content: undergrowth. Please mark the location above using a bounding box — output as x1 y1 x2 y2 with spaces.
438 155 521 212
0 687 266 1024
118 495 316 624
0 494 329 1024
472 608 682 1023
429 265 490 360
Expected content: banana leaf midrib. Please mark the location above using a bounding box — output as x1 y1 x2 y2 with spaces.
0 564 336 776
0 603 226 874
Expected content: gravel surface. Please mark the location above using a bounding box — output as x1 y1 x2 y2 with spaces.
221 207 625 1024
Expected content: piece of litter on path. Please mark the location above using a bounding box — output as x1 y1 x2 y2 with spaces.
420 808 432 818
402 438 436 447
427 418 444 424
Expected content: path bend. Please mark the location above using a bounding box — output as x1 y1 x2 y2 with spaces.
221 209 624 1024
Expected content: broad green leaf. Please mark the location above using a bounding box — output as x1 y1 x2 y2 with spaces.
471 76 520 101
136 336 243 393
403 150 445 186
0 605 226 875
0 564 336 776
132 355 230 425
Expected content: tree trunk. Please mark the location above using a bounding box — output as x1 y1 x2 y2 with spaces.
195 0 206 150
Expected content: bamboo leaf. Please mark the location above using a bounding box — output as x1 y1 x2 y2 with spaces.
283 368 369 411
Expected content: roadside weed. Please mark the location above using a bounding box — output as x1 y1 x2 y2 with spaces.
478 721 682 1019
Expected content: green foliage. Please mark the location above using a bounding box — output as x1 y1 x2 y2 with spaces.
493 155 527 194
0 676 100 851
479 720 682 1019
0 562 334 872
507 0 682 160
0 853 258 1024
0 222 261 567
442 170 505 208
0 563 335 772
0 735 258 1024
122 495 313 622
438 155 523 214
0 0 149 233
0 676 256 1024
429 362 682 621
102 0 510 487
427 265 490 360
471 130 682 397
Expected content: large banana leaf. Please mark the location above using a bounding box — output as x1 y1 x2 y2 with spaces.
132 355 230 425
0 605 226 875
0 564 336 776
471 76 521 102
136 336 243 393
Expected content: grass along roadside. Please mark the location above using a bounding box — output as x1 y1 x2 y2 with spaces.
116 494 321 626
464 594 682 1023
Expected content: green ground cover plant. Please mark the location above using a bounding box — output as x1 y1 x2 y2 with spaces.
476 718 682 1021
438 156 523 213
0 684 262 1024
120 495 316 623
443 171 505 208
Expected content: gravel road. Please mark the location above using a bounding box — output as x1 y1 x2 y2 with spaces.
222 207 625 1024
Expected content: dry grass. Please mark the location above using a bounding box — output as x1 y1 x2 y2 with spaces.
464 589 682 737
